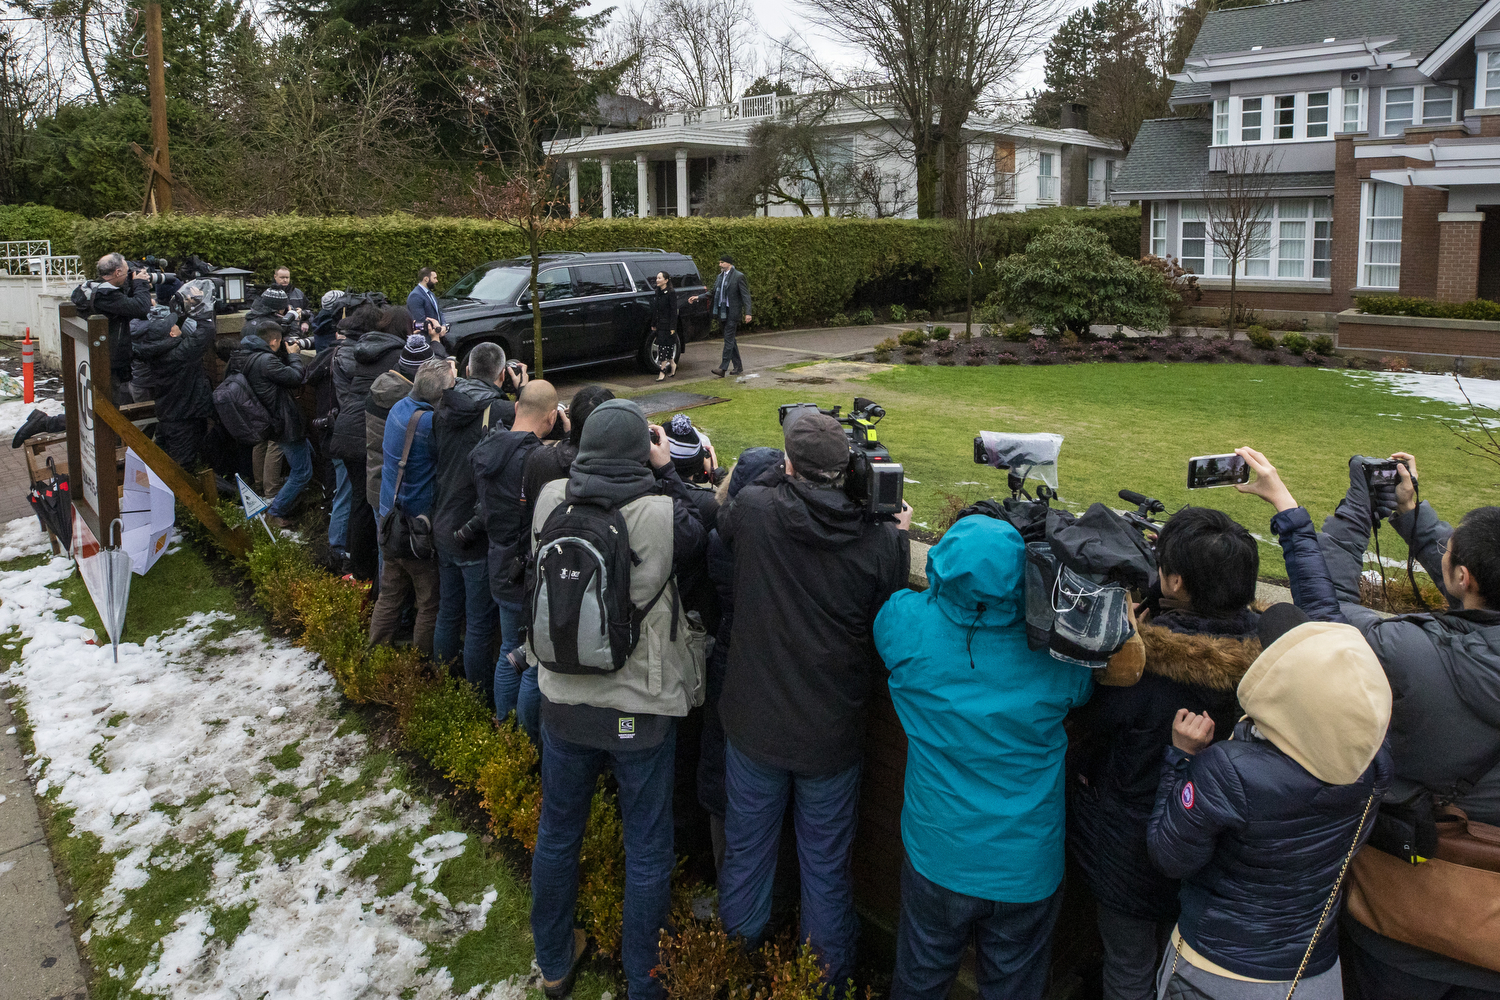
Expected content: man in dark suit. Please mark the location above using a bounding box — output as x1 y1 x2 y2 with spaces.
407 267 446 335
690 254 752 378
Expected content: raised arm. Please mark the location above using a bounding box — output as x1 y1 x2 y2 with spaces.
1233 447 1345 622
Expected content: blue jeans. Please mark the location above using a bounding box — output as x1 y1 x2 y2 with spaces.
434 557 496 701
531 722 676 1000
719 741 862 991
267 438 313 518
328 458 352 551
495 598 539 738
893 854 1063 1000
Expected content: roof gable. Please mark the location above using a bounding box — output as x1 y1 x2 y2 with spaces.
1188 0 1482 64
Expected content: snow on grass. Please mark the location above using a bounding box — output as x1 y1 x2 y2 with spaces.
1339 369 1500 415
0 516 52 562
0 554 541 1000
0 396 65 437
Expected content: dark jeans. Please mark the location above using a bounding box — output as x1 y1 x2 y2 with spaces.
719 740 862 990
495 597 539 738
434 556 496 702
531 722 676 1000
1344 940 1500 1000
267 437 313 518
341 454 378 582
1097 905 1174 1000
894 854 1063 1000
718 317 743 372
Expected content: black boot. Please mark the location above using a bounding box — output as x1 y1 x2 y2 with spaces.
11 409 54 449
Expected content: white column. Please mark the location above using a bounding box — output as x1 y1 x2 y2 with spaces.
567 159 579 218
636 152 650 217
675 148 690 217
601 157 613 219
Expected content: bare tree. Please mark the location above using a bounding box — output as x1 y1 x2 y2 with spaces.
795 0 1062 218
1442 373 1500 472
646 0 754 108
0 27 45 201
583 1 666 105
946 141 996 336
1201 145 1277 330
848 162 915 217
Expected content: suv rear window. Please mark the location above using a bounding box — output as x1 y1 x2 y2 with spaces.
631 259 704 291
574 263 630 297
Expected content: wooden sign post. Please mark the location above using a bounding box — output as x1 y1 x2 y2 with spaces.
60 305 119 545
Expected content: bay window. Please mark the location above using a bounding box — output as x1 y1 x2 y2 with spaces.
1177 198 1333 282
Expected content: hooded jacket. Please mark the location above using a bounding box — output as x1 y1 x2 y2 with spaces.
877 516 1093 903
328 329 400 461
433 377 513 564
470 425 544 603
1148 622 1394 982
229 335 309 443
132 316 213 422
92 277 152 381
378 394 437 520
717 467 909 775
365 370 411 502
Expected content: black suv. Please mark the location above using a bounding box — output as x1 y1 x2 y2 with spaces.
440 250 711 373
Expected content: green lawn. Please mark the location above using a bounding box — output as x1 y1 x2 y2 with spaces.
651 363 1498 581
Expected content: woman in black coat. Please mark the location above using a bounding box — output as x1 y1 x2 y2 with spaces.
649 270 679 381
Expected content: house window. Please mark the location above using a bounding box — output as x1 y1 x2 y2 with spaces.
1343 87 1362 132
1274 95 1296 139
1383 87 1415 134
1180 203 1206 275
1422 86 1455 124
1180 199 1332 280
1242 97 1263 141
1361 181 1403 288
1307 92 1330 138
1487 51 1500 107
1151 202 1167 257
1243 219 1272 276
1215 99 1230 145
1038 153 1057 201
1313 220 1332 278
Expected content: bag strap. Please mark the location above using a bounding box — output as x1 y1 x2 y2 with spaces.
1286 794 1376 999
481 404 492 432
390 409 422 506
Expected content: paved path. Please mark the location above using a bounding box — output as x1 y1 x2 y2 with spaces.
0 695 87 1000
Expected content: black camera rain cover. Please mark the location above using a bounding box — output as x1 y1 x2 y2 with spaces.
1049 502 1156 590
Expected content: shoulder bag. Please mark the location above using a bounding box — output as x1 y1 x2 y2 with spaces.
378 411 434 561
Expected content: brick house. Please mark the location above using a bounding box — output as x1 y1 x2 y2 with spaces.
1112 0 1500 329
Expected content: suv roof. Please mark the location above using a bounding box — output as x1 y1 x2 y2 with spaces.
486 249 696 268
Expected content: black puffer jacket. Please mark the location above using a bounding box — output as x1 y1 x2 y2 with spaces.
1067 609 1259 920
432 377 513 563
132 318 213 422
230 335 309 443
93 278 152 382
521 441 576 507
329 331 404 461
471 428 544 604
717 468 909 775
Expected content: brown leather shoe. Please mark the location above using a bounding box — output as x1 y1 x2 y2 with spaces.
710 367 726 378
541 928 588 999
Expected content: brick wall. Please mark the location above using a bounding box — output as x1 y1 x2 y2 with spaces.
1332 135 1362 307
1337 317 1500 358
1399 186 1447 299
1193 286 1342 315
1436 217 1483 302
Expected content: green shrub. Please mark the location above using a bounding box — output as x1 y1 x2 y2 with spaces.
910 308 931 322
1355 295 1500 322
829 312 850 327
852 307 875 326
872 336 897 362
988 226 1173 336
889 304 908 323
1311 334 1335 355
931 325 951 341
1246 326 1276 350
1001 321 1032 342
0 203 86 249
1280 331 1311 355
898 328 929 347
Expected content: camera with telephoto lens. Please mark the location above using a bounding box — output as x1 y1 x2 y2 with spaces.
127 255 175 294
287 336 315 350
777 398 904 520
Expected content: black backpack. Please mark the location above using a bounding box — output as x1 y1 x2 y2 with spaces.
70 281 107 317
213 370 274 445
528 496 671 675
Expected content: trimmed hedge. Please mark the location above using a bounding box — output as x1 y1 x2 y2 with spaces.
0 203 87 254
72 207 1140 328
1355 294 1500 323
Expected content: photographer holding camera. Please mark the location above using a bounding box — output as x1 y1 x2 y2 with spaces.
1234 447 1500 999
715 410 911 993
227 320 313 528
89 253 153 402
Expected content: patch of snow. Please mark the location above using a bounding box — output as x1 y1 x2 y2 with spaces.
0 517 52 563
0 397 65 438
411 832 468 885
1340 370 1500 413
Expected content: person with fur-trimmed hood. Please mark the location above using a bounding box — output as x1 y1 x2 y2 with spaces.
1067 507 1264 1000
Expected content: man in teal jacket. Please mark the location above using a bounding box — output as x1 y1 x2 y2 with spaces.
875 515 1093 1000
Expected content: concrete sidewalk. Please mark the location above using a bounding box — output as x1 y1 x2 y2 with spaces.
0 694 86 1000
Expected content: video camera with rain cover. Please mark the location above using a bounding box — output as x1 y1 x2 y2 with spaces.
777 397 904 520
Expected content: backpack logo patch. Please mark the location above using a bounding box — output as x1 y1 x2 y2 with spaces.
1181 781 1195 810
618 717 635 739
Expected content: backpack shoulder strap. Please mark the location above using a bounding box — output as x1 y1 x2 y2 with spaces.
390 410 421 504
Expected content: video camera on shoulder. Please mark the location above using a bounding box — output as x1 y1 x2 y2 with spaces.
777 398 904 520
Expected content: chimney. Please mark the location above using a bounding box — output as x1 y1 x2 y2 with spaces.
1060 102 1089 132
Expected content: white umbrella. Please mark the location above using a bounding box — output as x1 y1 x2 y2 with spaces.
71 512 133 662
121 448 175 576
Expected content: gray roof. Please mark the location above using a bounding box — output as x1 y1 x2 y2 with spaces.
1187 0 1482 63
1171 80 1213 106
1113 118 1213 196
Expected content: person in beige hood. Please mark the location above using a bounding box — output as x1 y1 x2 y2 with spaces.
1147 603 1394 999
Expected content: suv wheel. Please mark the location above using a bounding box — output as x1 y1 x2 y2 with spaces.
637 331 681 374
460 335 515 374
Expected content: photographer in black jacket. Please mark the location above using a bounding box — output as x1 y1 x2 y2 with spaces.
133 311 213 469
91 253 153 402
230 322 312 527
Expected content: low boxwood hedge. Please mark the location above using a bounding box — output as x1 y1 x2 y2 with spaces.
1355 294 1500 322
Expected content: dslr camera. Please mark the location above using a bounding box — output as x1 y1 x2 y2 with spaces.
1357 456 1411 490
127 255 176 295
777 398 904 520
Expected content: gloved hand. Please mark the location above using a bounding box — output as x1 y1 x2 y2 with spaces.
1333 455 1393 533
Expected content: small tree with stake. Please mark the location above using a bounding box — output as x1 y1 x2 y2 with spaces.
1201 145 1277 331
945 142 997 338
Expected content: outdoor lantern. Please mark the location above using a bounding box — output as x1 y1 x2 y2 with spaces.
212 266 253 306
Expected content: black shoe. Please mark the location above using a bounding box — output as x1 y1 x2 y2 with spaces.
710 367 726 378
730 368 745 376
542 928 588 999
11 408 52 449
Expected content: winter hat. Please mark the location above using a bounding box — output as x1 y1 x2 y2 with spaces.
254 286 289 312
718 253 735 266
725 446 783 499
665 413 704 462
321 289 346 310
398 334 434 378
1237 617 1392 785
578 399 650 468
783 411 848 481
146 311 177 338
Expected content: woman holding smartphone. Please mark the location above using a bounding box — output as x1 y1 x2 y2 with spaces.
650 270 679 381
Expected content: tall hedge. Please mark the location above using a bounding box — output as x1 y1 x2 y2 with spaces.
73 207 1140 328
0 204 88 254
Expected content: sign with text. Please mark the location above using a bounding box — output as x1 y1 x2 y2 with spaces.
60 305 119 545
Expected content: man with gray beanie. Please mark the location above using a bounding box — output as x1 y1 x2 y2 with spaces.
526 398 707 1000
716 409 911 994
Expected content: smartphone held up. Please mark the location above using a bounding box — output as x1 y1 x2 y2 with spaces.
1187 453 1250 490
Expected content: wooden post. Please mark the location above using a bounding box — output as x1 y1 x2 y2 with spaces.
144 2 172 214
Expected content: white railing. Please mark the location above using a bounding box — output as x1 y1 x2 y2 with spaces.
649 87 894 130
996 172 1017 203
0 240 83 292
1038 175 1059 202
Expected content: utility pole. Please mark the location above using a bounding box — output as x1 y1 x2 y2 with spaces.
143 2 172 213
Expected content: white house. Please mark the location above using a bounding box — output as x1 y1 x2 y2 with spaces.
544 91 1125 218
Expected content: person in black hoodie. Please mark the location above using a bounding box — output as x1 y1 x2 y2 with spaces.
432 342 521 696
649 270 679 381
1066 506 1261 1000
133 311 213 468
470 380 565 735
230 323 311 526
91 253 153 402
716 411 911 992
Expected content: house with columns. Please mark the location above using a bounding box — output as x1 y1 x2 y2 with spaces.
543 91 1125 219
1111 0 1500 356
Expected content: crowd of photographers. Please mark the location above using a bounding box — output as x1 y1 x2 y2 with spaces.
21 252 1499 1000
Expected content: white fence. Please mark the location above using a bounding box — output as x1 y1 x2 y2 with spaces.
0 240 84 293
0 242 85 368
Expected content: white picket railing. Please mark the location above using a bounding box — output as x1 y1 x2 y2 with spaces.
0 241 84 292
